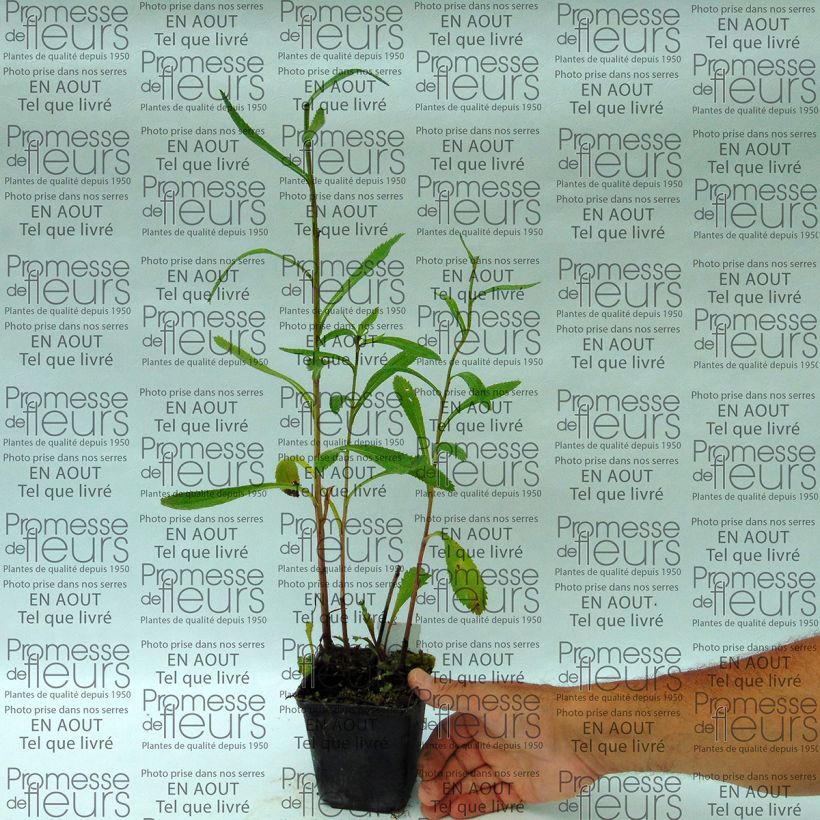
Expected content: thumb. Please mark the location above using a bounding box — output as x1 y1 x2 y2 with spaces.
408 668 498 716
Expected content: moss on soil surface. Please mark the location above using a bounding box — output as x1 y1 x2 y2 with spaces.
295 645 435 708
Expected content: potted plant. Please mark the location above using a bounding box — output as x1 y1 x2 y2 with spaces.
160 70 536 813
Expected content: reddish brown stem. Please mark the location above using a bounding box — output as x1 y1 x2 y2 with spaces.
337 342 361 649
304 101 332 650
377 565 402 649
399 490 435 664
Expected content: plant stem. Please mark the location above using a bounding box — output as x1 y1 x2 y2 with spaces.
377 564 402 649
338 340 361 648
400 259 478 665
304 102 332 651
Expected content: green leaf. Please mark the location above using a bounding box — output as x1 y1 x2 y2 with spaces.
208 248 305 302
275 458 301 497
280 347 354 376
483 379 521 402
213 336 313 408
353 635 377 649
391 568 431 621
355 350 417 412
442 380 521 430
459 234 479 266
305 68 388 109
367 335 440 361
477 282 538 299
453 371 487 401
439 531 487 616
329 393 347 414
358 598 376 638
316 443 396 473
305 620 315 654
402 368 443 400
161 482 296 510
303 106 325 143
220 91 308 181
316 444 454 492
321 327 356 345
298 655 313 678
319 233 403 331
439 292 465 334
437 442 468 461
357 307 379 337
291 455 315 477
393 375 427 446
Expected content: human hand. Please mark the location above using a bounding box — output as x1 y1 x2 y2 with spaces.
408 669 604 819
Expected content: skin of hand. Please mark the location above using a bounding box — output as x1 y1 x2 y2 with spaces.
407 669 602 819
408 635 820 820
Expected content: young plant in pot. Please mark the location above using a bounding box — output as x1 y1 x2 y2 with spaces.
159 71 536 813
295 235 534 813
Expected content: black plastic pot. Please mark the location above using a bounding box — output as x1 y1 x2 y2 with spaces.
296 695 426 813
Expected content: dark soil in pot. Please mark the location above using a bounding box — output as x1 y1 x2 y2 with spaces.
294 646 435 813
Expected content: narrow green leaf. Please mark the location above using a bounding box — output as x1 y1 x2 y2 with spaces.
275 458 301 497
442 380 521 430
390 568 431 622
305 68 388 109
316 445 453 492
208 248 305 302
315 448 341 473
437 442 468 461
317 444 409 474
358 598 376 638
477 282 538 299
321 327 356 345
291 456 315 477
352 635 375 645
355 350 417 412
459 234 478 266
213 336 313 408
367 335 440 361
303 106 325 143
280 347 354 376
453 371 487 400
411 462 455 492
350 469 389 498
439 293 465 333
357 307 379 337
484 379 521 402
319 233 403 331
220 91 308 180
161 482 296 510
298 655 313 678
440 531 487 615
329 393 347 414
393 375 427 445
403 368 443 400
305 620 315 654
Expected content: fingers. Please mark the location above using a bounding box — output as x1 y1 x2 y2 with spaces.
419 798 450 820
455 765 506 796
409 669 490 714
421 768 524 820
417 713 485 820
409 668 542 718
446 784 524 820
418 712 483 782
419 739 484 805
409 670 539 819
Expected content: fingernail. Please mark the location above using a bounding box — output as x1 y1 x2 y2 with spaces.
408 668 433 691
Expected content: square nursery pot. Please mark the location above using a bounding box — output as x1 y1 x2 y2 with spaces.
296 694 426 813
